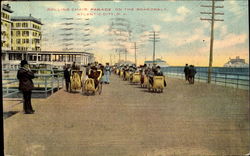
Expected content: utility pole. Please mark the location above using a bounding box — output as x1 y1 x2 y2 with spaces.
116 48 121 64
149 31 160 66
200 0 224 83
119 50 121 63
124 48 127 62
134 42 137 66
110 54 112 65
131 42 139 66
113 54 116 65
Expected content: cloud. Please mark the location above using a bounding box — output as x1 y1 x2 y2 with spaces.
163 6 191 22
39 2 66 9
95 41 114 51
219 25 228 37
177 6 191 15
152 25 161 31
90 25 109 36
214 33 248 49
163 27 209 47
228 0 241 15
76 1 95 19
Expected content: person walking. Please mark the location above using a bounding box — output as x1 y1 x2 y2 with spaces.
104 63 111 84
188 65 197 84
17 60 35 114
64 64 71 92
184 64 189 81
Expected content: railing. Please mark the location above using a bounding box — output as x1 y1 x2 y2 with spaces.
164 68 249 90
2 69 64 98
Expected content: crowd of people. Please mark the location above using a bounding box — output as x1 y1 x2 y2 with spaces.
115 64 167 88
63 61 111 92
16 59 197 114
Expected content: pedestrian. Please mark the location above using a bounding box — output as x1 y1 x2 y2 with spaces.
17 60 35 114
184 64 189 81
71 61 78 70
188 65 197 84
86 63 91 76
64 64 71 92
99 64 105 84
104 63 111 84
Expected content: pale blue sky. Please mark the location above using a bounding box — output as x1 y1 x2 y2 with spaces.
4 0 249 66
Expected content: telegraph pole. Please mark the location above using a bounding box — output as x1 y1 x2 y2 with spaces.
134 42 137 66
110 54 112 65
131 42 139 66
200 0 224 83
116 49 121 63
124 48 127 62
149 31 160 66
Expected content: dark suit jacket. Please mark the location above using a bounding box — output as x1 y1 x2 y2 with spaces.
17 67 35 91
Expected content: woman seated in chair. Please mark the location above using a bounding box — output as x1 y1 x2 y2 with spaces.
153 66 167 87
88 66 101 89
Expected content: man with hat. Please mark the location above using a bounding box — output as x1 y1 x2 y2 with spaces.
17 60 35 114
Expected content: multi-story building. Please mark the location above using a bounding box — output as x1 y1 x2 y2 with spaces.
1 4 94 69
11 14 43 51
1 4 13 50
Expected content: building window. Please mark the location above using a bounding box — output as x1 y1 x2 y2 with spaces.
22 31 29 36
22 23 28 27
26 39 29 43
16 23 21 27
16 31 21 36
17 39 21 44
33 32 37 36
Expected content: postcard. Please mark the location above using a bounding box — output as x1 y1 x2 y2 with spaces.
1 0 249 155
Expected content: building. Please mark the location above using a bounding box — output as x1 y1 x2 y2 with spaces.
1 4 13 51
224 56 249 68
144 58 169 67
2 50 95 69
11 14 43 51
1 4 95 69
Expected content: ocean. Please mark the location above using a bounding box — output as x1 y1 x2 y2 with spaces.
162 66 249 90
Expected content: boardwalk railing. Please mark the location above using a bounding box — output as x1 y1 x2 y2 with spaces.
164 68 249 90
2 69 64 98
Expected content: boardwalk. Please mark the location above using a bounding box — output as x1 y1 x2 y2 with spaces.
3 75 250 156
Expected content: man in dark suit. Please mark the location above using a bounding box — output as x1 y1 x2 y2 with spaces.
184 64 189 81
17 60 35 114
188 65 197 84
64 64 71 92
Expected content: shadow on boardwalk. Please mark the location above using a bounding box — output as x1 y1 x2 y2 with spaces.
3 75 250 156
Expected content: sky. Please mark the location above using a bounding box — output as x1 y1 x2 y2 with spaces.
3 0 249 66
